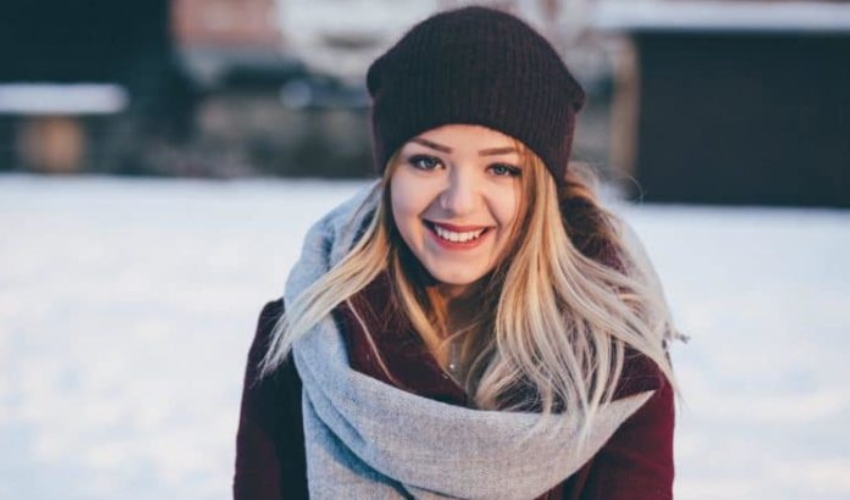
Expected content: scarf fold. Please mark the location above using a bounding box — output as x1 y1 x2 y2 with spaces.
287 182 655 500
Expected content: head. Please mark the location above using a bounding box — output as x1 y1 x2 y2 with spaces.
384 124 539 298
367 6 585 298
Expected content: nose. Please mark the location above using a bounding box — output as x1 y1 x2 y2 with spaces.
439 167 478 216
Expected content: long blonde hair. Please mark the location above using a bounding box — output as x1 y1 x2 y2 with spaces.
262 144 676 437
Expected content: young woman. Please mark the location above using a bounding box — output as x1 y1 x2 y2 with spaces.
234 6 678 500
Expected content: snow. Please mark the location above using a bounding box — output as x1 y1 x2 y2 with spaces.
1 175 849 499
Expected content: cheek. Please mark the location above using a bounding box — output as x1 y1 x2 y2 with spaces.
389 176 408 219
389 174 423 237
489 185 524 259
493 185 522 228
391 170 441 217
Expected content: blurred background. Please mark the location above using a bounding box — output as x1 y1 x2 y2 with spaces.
1 1 849 499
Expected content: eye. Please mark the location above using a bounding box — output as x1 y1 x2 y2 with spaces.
488 163 522 177
407 154 442 171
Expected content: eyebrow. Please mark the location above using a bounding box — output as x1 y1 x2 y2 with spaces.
411 138 518 156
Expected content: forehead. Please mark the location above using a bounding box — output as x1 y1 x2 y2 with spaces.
410 124 518 152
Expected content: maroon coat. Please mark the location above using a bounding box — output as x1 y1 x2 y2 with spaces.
233 276 675 499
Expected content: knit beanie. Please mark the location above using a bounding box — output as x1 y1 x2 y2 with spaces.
366 6 586 185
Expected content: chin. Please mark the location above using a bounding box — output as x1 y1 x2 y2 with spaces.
427 267 485 288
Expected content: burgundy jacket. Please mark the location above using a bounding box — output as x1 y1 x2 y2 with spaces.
233 276 675 499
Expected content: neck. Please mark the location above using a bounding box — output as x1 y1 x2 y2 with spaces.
446 301 473 336
439 284 483 337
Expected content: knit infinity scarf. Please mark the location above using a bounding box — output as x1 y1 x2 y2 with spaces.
287 183 655 500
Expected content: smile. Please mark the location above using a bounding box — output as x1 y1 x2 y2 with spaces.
434 225 485 243
425 221 490 246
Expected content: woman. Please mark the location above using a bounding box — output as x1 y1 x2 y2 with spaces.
235 6 678 500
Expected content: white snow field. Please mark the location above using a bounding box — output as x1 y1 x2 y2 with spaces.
1 175 848 500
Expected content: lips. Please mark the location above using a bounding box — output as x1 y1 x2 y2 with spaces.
424 220 490 246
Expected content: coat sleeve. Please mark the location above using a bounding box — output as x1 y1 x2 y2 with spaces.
563 380 676 500
233 300 308 500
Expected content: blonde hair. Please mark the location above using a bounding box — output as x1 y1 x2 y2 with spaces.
262 145 676 441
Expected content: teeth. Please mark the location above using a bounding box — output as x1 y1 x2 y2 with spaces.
433 224 485 243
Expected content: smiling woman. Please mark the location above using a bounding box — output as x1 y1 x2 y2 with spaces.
234 6 679 500
390 125 524 294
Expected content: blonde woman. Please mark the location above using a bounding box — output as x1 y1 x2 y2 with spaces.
234 6 678 500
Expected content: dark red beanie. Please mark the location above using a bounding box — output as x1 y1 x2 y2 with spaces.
366 6 586 185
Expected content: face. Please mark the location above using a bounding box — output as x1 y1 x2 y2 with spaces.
389 124 524 298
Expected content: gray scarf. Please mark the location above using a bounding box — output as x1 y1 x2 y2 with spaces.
287 183 655 500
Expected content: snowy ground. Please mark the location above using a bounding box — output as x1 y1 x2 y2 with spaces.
1 175 848 500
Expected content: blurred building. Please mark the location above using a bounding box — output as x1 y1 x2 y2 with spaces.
8 0 848 208
595 1 850 207
0 0 303 176
0 0 179 174
172 0 302 88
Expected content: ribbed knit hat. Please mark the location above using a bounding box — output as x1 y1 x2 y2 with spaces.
366 6 586 185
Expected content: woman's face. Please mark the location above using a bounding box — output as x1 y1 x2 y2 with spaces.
389 124 524 298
